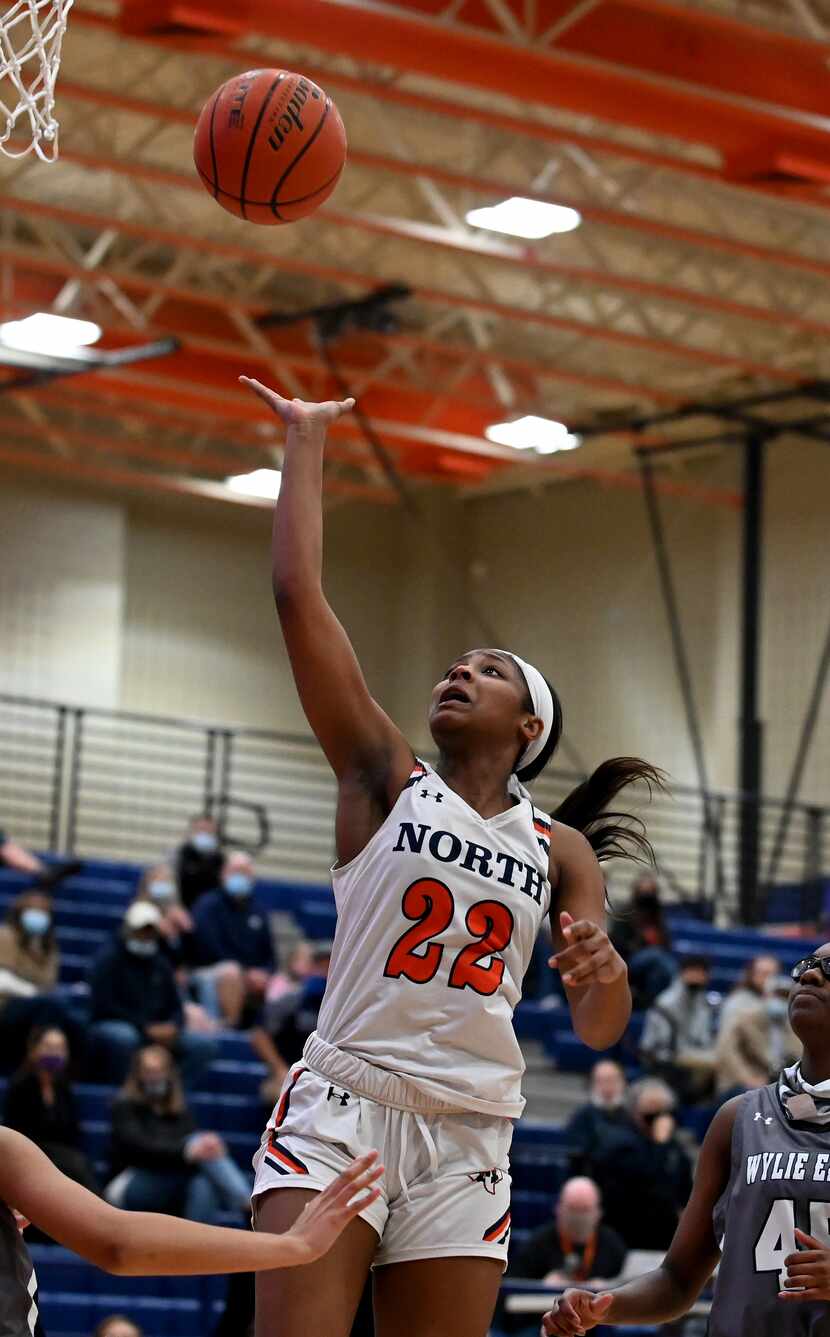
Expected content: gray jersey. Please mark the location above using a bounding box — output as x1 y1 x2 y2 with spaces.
0 1202 40 1337
711 1084 830 1336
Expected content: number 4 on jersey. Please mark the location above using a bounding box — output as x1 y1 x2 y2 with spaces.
754 1200 830 1287
384 877 514 996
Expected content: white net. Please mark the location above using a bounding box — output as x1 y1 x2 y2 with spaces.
0 0 74 162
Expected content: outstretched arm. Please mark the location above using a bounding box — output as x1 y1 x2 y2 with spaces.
241 379 413 796
543 1099 736 1333
549 825 631 1049
0 1128 381 1275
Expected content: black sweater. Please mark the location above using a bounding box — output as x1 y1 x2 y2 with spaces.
3 1072 83 1152
88 940 183 1030
109 1098 197 1177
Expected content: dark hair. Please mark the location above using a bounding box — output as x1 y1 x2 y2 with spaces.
515 673 662 866
8 892 56 952
679 953 710 972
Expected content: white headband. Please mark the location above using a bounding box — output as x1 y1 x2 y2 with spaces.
502 651 555 772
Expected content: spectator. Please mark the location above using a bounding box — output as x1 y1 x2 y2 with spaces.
175 816 223 911
265 940 313 1006
92 1319 143 1337
512 1176 626 1285
0 891 73 1070
716 974 799 1097
88 902 217 1086
611 874 676 1010
134 868 217 1037
719 953 779 1031
3 1026 99 1194
191 852 274 1028
251 941 331 1104
640 953 718 1103
104 1045 252 1224
587 1078 693 1251
565 1060 630 1177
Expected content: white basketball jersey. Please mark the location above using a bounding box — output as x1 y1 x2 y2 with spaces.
314 760 552 1117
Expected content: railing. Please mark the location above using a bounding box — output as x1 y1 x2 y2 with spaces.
0 693 827 920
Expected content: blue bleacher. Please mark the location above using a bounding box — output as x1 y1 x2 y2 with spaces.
0 858 824 1335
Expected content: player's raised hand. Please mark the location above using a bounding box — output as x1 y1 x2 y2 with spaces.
239 377 355 436
780 1228 830 1302
542 1289 614 1334
549 912 625 988
284 1152 383 1264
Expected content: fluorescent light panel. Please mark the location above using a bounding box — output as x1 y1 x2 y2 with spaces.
466 197 582 239
225 468 282 499
0 312 102 354
486 415 581 455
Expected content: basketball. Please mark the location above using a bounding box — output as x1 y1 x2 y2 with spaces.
193 69 347 224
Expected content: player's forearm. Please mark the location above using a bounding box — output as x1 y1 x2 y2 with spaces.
604 1263 699 1324
570 971 631 1049
109 1211 307 1275
272 423 326 599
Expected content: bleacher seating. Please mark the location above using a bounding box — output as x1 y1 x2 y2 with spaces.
0 860 822 1335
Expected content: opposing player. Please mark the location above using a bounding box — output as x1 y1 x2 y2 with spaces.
0 1127 381 1336
240 378 659 1337
543 946 830 1336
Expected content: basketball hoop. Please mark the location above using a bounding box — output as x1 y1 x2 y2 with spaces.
0 0 74 163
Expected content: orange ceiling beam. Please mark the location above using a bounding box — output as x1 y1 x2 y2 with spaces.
0 197 804 383
50 92 830 287
68 13 830 208
118 0 830 170
28 134 830 339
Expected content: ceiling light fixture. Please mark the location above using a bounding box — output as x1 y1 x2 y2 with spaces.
0 312 102 355
466 197 582 240
486 415 581 455
225 468 282 500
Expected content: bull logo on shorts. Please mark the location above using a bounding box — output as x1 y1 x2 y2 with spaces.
468 1168 504 1195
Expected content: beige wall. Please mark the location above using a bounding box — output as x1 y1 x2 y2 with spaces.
0 447 827 806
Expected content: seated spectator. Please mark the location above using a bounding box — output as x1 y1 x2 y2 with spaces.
134 868 217 1037
586 1077 693 1252
104 1045 252 1224
191 852 275 1028
88 902 217 1086
0 891 73 1070
92 1318 143 1337
3 1026 99 1195
265 940 313 1006
719 953 779 1031
610 874 676 1010
175 816 224 911
565 1060 630 1177
640 953 718 1103
716 973 799 1097
251 941 331 1104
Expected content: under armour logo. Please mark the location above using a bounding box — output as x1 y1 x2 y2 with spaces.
326 1085 351 1107
468 1168 505 1195
420 788 443 802
754 1112 773 1126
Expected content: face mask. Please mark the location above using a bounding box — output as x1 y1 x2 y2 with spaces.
635 893 660 913
126 937 158 957
641 1109 671 1128
143 1079 169 1101
20 908 50 936
685 980 705 994
224 874 253 898
191 831 218 854
561 1210 597 1242
149 881 175 905
36 1054 66 1074
767 996 789 1021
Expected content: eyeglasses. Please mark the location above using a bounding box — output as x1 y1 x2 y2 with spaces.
791 956 830 983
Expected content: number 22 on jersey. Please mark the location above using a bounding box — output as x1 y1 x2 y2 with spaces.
383 877 515 996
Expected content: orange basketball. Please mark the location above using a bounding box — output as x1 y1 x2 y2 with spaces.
193 69 347 224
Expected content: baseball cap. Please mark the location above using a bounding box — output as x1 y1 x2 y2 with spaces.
125 901 162 931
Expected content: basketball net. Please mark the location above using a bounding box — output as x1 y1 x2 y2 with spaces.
0 0 74 163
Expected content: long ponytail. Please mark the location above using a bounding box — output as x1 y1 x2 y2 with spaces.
552 757 664 865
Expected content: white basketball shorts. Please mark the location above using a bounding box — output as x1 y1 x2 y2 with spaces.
251 1064 514 1267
